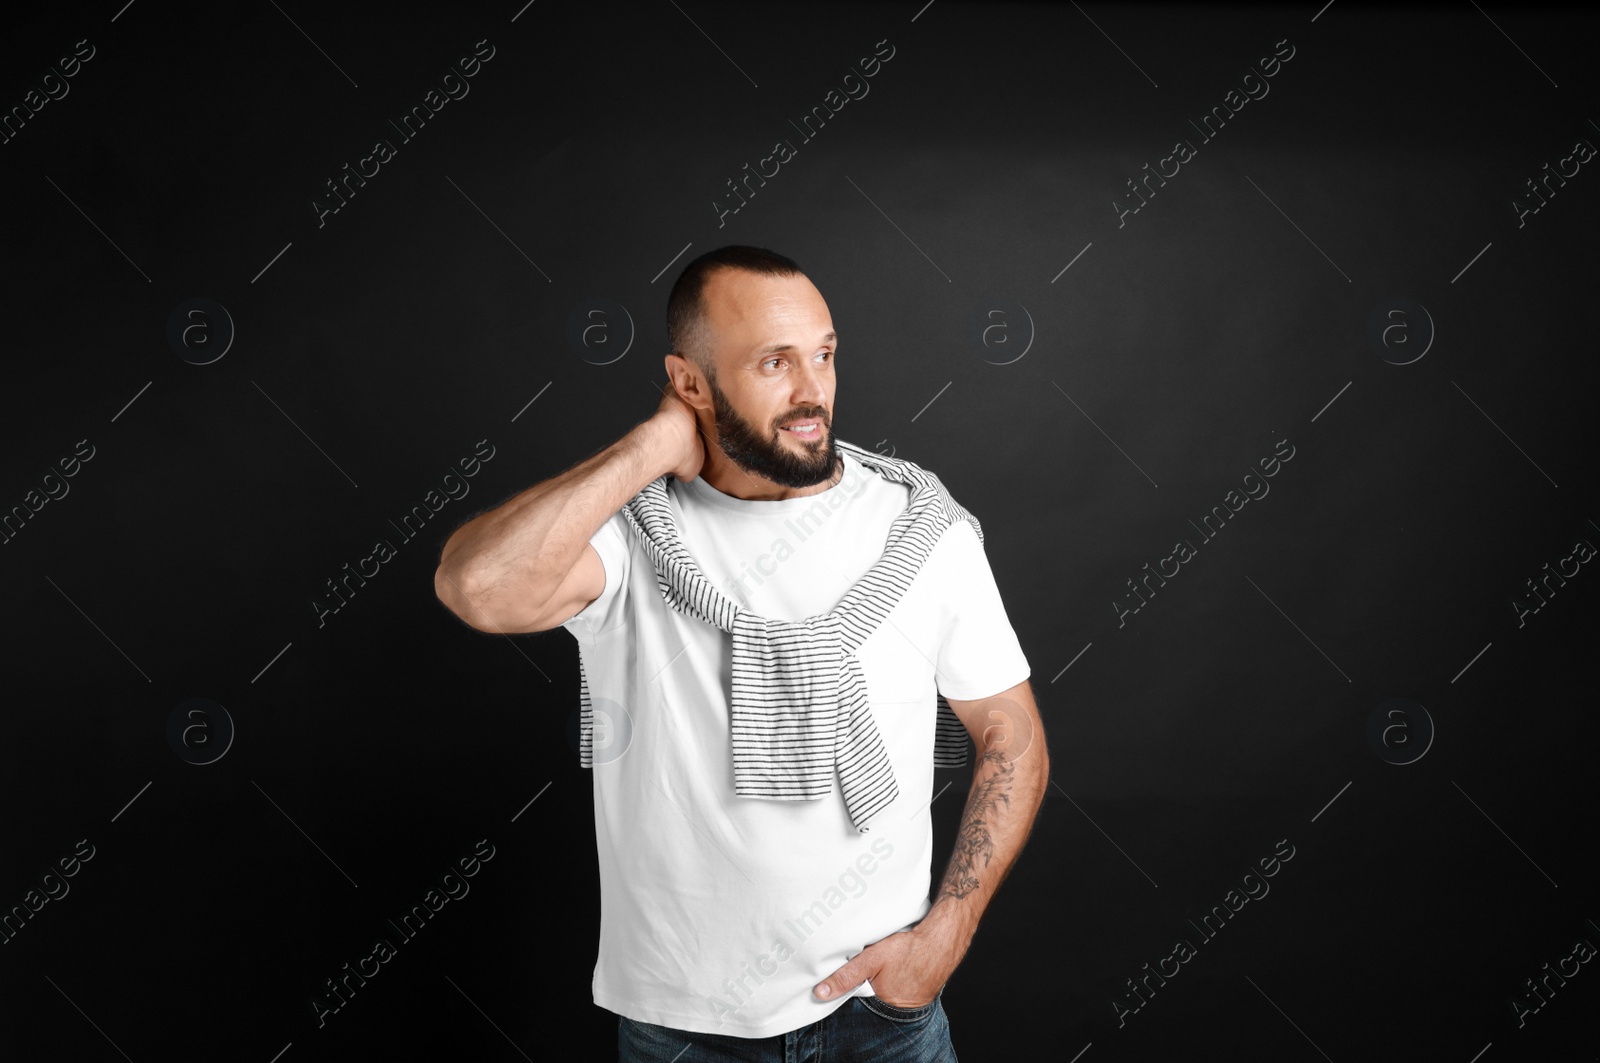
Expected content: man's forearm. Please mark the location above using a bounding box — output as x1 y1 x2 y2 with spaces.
922 737 1049 953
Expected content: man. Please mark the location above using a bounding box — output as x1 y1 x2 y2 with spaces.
434 245 1047 1061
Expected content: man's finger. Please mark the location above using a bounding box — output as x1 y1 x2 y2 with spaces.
814 948 879 1000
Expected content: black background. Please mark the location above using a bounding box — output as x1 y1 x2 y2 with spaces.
2 1 1597 1060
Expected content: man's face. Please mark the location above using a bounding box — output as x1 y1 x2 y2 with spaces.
699 269 839 490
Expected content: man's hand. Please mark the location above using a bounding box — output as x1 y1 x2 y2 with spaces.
652 378 706 483
813 914 965 1007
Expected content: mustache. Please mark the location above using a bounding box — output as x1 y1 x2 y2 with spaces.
777 410 829 428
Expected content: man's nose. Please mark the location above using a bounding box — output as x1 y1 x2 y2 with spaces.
790 358 828 406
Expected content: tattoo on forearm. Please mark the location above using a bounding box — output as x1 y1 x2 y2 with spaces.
937 748 1015 902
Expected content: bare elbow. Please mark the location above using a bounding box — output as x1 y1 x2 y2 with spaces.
1027 714 1049 773
435 562 487 627
434 562 551 634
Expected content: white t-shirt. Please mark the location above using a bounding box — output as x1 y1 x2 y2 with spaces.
561 447 1030 1038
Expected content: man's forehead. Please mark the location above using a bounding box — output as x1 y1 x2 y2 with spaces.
704 271 832 339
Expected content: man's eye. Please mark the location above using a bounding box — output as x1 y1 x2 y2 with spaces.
762 351 830 369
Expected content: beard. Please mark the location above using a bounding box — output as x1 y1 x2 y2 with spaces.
709 378 840 489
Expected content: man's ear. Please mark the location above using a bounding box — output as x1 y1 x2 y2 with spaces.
665 352 714 413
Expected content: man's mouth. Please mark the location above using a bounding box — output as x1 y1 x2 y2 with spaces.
780 418 823 437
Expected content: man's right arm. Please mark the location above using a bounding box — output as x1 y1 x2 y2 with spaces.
434 389 702 634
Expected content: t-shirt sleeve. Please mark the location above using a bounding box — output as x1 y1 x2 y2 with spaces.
933 518 1031 701
560 509 632 639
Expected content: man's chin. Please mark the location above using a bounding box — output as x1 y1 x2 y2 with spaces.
740 444 838 488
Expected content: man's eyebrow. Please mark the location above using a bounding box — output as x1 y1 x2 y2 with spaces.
751 331 836 357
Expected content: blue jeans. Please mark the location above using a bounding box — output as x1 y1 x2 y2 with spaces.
617 993 958 1062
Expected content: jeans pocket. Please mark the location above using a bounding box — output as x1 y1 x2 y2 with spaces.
861 992 938 1023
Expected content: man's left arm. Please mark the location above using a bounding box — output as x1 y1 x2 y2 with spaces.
814 677 1048 1006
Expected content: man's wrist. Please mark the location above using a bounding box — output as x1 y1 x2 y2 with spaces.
621 416 677 481
917 897 979 956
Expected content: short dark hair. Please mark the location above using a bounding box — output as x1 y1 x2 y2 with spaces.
666 245 805 382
